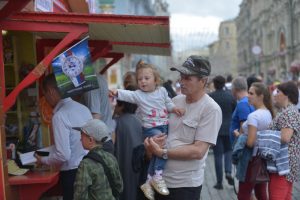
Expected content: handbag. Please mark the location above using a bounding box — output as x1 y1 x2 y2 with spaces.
246 155 270 183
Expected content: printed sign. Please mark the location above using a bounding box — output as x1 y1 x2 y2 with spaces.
51 36 98 98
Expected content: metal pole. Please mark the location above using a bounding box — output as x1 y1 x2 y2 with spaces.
289 0 295 61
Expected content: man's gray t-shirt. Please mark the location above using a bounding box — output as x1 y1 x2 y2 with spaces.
164 94 222 188
83 75 115 134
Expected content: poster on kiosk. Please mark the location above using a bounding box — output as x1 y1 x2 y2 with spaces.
51 36 99 98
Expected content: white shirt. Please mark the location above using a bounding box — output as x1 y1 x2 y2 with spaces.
117 87 175 128
242 108 272 156
41 98 93 171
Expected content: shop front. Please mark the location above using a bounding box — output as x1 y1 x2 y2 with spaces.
0 1 170 199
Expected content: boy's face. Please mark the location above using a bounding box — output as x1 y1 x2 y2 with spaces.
80 131 92 150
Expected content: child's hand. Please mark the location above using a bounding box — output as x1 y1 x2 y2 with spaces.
172 107 185 117
109 89 117 98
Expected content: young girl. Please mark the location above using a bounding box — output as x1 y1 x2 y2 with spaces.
110 62 184 199
234 82 274 200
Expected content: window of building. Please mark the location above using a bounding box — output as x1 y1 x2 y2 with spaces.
293 20 298 44
267 31 274 53
279 32 286 52
243 50 247 63
224 27 230 35
225 41 230 49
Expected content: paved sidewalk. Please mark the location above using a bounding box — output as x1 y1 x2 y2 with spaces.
201 150 300 200
201 150 236 200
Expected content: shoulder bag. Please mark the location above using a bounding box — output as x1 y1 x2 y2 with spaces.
246 155 270 183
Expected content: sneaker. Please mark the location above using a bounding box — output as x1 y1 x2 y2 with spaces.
226 173 234 186
140 182 155 200
150 177 169 196
213 182 223 190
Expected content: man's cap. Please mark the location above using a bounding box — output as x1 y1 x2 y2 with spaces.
170 55 211 77
72 119 109 142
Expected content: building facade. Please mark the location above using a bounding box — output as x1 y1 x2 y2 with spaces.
236 0 300 83
114 0 171 88
91 0 171 88
208 20 238 77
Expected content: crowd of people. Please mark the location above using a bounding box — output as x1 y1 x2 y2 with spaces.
36 54 300 200
212 74 300 200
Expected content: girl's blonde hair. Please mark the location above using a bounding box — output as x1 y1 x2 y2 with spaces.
135 60 161 86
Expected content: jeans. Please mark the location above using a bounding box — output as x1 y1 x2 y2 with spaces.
269 173 293 200
143 125 168 138
213 135 232 183
155 186 202 200
60 168 77 200
143 125 168 175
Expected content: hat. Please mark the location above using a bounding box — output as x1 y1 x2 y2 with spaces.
72 119 109 142
170 55 211 77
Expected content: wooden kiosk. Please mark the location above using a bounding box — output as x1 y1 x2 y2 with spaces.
0 1 170 199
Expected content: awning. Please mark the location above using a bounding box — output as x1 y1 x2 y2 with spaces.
9 12 171 56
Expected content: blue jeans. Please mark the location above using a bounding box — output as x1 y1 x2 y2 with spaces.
143 125 168 175
213 135 232 183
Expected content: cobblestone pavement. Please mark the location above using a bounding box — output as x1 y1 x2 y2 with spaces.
201 150 300 200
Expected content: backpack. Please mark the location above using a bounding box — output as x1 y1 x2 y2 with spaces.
83 152 120 199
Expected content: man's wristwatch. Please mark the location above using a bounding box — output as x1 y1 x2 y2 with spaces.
162 149 168 160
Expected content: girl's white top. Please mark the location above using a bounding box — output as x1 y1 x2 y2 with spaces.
242 108 272 156
117 87 175 128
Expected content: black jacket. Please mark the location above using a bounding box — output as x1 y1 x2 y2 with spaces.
209 89 236 136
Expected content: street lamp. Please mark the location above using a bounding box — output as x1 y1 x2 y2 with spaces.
252 45 262 75
289 0 295 61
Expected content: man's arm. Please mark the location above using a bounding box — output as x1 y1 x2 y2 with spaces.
145 102 221 161
41 114 71 165
146 137 210 160
166 140 210 160
237 101 252 133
